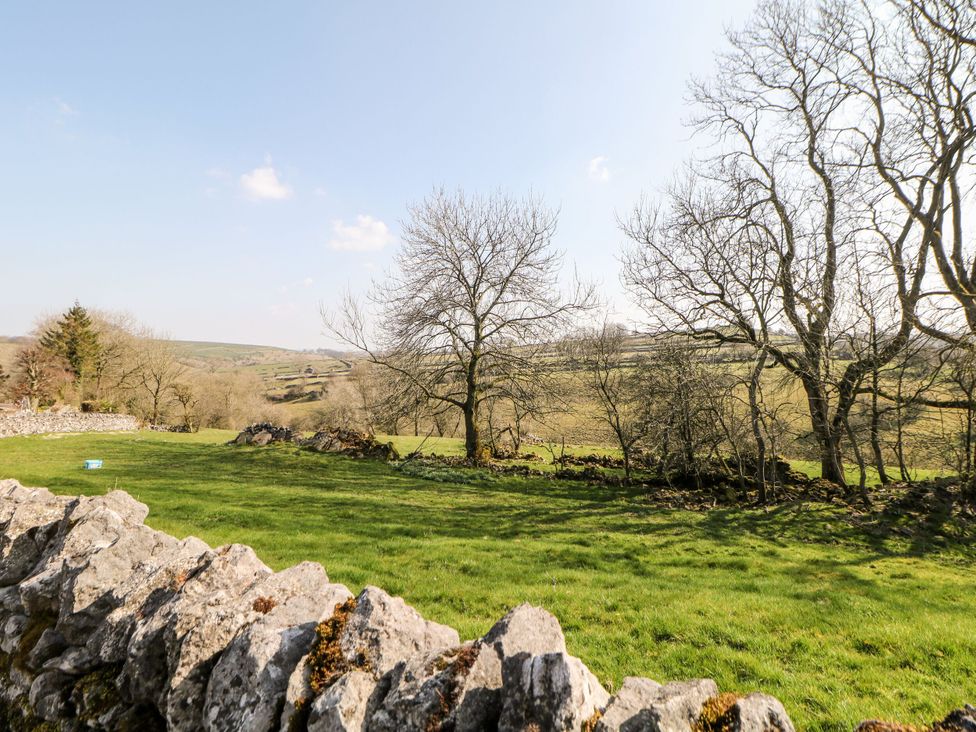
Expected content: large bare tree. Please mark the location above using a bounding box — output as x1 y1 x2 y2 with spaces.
622 0 929 486
328 189 593 460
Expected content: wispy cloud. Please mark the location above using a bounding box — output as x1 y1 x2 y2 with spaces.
53 97 78 117
241 159 292 200
588 155 610 183
329 215 394 252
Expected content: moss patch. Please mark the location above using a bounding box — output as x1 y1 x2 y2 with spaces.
423 642 482 732
72 664 123 722
695 693 742 732
306 597 362 695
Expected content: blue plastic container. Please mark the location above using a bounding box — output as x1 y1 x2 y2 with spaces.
83 459 103 470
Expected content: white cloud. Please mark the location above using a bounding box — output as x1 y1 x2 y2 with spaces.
588 155 610 183
54 97 78 116
329 215 394 252
302 277 314 287
241 163 292 200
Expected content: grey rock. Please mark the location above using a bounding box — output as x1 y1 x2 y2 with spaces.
26 627 67 671
343 585 460 676
29 669 73 721
307 670 377 732
251 430 273 446
368 649 456 731
499 651 610 732
89 534 210 664
725 693 796 732
936 705 976 731
203 562 351 732
0 485 72 587
280 585 458 732
19 503 132 617
67 489 149 526
451 603 569 731
1 612 27 654
123 542 271 732
596 677 717 732
42 645 97 676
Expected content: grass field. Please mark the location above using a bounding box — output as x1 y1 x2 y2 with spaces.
0 430 973 730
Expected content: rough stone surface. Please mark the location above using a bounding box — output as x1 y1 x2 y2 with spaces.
498 651 610 731
726 692 797 732
344 585 459 675
596 677 717 731
0 479 936 732
306 670 377 732
0 409 139 439
203 562 351 732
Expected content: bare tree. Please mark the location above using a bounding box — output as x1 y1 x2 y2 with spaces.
10 347 69 411
171 382 198 432
567 322 651 480
622 1 927 487
136 337 187 425
327 189 593 461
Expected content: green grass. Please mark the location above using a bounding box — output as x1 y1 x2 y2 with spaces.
791 460 949 486
1 431 974 730
383 433 625 459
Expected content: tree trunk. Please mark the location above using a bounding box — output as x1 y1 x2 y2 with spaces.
748 350 768 503
802 378 846 485
463 399 481 461
869 369 889 484
843 416 871 506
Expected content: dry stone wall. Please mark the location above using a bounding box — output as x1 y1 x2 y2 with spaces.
0 479 969 731
0 410 139 439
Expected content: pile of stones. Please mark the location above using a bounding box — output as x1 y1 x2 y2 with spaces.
231 423 298 446
303 428 400 461
232 424 400 461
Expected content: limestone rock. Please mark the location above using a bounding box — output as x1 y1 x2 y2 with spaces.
203 562 351 732
88 534 210 664
596 677 718 732
28 669 73 721
122 543 272 731
0 484 72 587
342 586 459 676
936 705 976 731
450 603 568 730
26 627 67 671
307 669 377 732
279 585 458 731
499 651 610 732
368 643 483 732
721 693 796 732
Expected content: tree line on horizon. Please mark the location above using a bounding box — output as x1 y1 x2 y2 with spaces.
1 303 274 431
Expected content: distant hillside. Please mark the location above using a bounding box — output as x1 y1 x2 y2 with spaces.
0 337 30 371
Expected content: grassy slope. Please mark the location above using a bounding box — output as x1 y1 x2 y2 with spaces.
0 431 973 730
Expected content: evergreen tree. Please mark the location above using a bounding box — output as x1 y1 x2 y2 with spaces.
39 301 101 388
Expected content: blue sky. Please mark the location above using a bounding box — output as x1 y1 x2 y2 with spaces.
1 1 756 349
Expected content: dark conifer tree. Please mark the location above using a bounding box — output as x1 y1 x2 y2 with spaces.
39 301 101 393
